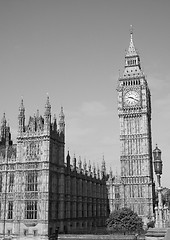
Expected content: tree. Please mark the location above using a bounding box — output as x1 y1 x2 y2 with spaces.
106 208 143 234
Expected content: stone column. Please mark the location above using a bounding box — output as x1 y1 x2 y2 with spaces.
155 206 158 228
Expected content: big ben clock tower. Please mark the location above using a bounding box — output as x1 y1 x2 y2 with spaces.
117 28 155 223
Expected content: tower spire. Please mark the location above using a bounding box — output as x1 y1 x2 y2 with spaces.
116 27 155 221
44 94 51 116
1 113 6 141
126 25 137 57
18 97 25 134
0 113 12 145
101 155 106 178
130 24 133 40
1 113 6 126
44 95 51 133
58 106 65 134
122 26 142 75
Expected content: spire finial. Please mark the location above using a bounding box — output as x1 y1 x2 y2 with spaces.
59 106 65 122
2 113 6 125
46 93 50 104
130 25 133 36
126 25 137 57
19 97 24 110
130 25 134 42
44 94 51 116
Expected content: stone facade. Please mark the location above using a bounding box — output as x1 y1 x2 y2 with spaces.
107 171 121 213
64 154 108 233
0 98 109 239
108 29 155 224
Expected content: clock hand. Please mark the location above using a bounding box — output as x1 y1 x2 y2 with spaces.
129 96 138 101
129 96 135 100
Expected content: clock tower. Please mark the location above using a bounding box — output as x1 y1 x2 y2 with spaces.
117 28 155 223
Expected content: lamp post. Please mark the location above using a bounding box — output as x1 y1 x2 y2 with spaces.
153 144 163 228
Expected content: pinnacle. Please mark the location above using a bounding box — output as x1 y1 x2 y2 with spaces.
1 112 6 125
126 27 138 57
19 97 25 112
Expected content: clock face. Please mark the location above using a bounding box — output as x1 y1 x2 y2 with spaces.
124 90 140 106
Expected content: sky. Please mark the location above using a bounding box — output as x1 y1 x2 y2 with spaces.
0 0 170 187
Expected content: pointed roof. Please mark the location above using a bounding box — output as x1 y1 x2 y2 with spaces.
45 94 51 108
88 160 91 171
19 97 25 112
1 113 6 126
59 106 64 117
59 106 65 124
78 155 82 164
126 25 138 57
83 158 87 170
44 94 51 116
101 155 106 168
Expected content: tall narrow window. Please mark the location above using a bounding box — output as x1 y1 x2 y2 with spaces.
140 185 143 197
9 173 14 192
0 174 2 192
8 201 13 219
26 171 38 191
25 201 37 219
115 186 120 199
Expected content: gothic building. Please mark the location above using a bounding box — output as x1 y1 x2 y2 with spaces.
0 27 157 238
107 170 121 212
108 29 155 224
0 98 109 239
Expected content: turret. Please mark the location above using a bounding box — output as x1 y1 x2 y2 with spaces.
83 159 87 174
122 25 143 80
44 95 51 118
101 155 106 178
0 114 12 146
44 96 51 133
78 156 82 172
5 123 10 146
1 113 7 140
52 114 57 131
18 98 25 134
88 160 92 176
97 164 100 179
73 154 76 170
93 163 96 178
58 106 65 134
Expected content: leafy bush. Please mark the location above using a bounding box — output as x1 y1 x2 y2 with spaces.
106 208 143 234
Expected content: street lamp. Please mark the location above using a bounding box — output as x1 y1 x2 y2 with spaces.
153 144 162 187
153 144 163 228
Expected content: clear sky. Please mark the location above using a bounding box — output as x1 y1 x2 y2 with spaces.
0 0 170 187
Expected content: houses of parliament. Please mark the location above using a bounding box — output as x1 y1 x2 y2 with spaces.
0 29 155 239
